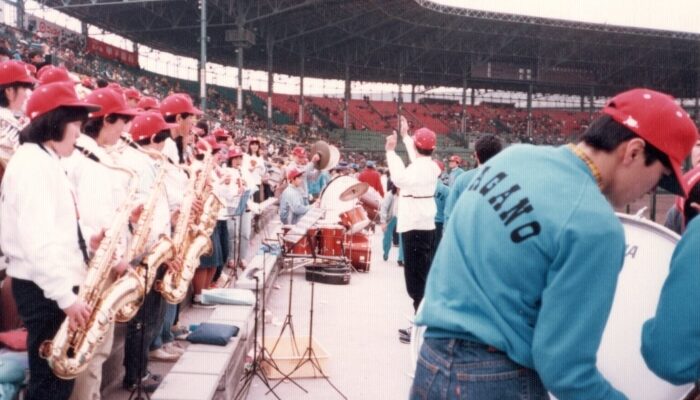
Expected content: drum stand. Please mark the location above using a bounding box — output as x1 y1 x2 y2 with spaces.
269 277 347 399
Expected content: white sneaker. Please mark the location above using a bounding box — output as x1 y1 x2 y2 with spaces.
148 348 179 362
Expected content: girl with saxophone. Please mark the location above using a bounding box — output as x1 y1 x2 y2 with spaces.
0 82 100 400
63 87 140 400
0 60 35 163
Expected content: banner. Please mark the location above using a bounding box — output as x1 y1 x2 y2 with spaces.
86 38 139 68
26 17 80 43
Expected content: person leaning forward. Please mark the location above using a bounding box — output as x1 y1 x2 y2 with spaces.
411 88 697 400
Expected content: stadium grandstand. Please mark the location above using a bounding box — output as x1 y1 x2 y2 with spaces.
0 1 698 399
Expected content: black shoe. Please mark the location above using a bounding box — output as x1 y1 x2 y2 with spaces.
143 370 162 383
398 327 411 337
397 261 404 266
123 378 160 393
399 334 411 344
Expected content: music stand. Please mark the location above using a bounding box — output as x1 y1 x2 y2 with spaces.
229 190 252 280
269 275 347 399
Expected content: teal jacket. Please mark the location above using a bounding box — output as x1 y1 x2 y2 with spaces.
417 145 627 400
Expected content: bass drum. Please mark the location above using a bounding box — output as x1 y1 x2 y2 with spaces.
319 176 362 224
411 214 693 399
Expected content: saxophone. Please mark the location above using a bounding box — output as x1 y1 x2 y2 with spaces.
112 150 170 323
40 151 138 380
156 140 224 304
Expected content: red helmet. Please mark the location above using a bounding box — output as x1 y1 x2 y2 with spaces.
129 112 177 142
160 93 202 117
0 60 37 86
413 127 436 151
137 96 160 111
84 88 140 118
195 135 222 153
449 155 462 164
124 88 141 101
37 66 73 86
227 146 244 159
25 82 100 120
213 127 230 138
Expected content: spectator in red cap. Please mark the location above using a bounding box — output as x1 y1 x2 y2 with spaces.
160 93 202 164
283 144 320 204
279 168 311 225
447 154 463 186
413 88 698 400
385 115 440 344
0 60 36 152
357 159 384 197
1 82 100 400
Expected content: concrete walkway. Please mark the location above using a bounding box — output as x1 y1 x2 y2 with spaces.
245 229 415 400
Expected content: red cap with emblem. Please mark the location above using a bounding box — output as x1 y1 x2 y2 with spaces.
84 88 140 118
196 135 222 153
287 168 304 181
129 111 177 141
213 127 229 138
137 96 160 111
0 60 37 86
25 81 100 120
413 127 436 151
602 88 699 196
292 146 306 157
124 88 141 101
228 146 244 159
160 93 202 117
37 66 73 86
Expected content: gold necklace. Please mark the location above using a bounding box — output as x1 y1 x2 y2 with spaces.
568 144 603 190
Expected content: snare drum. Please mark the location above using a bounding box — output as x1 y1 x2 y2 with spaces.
339 206 370 234
318 225 346 257
346 233 371 272
410 214 694 400
282 226 318 256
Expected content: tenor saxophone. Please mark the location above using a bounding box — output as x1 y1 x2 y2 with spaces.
40 151 139 380
156 140 224 304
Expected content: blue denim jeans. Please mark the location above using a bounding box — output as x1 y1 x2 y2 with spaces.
410 338 548 400
151 302 177 350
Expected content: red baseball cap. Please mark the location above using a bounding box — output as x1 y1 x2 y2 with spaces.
287 168 304 181
449 155 462 163
196 135 222 153
228 146 244 159
602 88 699 196
213 127 229 138
137 96 160 111
0 60 37 86
413 127 436 151
107 82 123 95
129 112 177 141
84 88 140 118
25 82 100 120
160 93 202 117
124 88 141 101
292 146 306 157
80 76 94 89
36 66 73 86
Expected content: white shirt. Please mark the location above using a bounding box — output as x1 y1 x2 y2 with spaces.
243 153 265 186
162 136 179 164
386 135 440 233
1 144 86 309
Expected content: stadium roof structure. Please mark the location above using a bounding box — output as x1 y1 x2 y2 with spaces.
40 0 700 98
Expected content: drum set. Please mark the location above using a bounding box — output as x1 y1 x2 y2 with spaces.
280 174 375 280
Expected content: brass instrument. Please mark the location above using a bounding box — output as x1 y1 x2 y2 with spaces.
40 150 138 380
112 150 169 323
0 111 26 183
156 139 224 304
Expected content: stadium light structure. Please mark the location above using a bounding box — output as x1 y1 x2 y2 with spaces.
46 0 183 9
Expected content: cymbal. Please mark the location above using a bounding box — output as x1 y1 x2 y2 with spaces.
339 182 368 201
310 140 332 170
323 145 340 171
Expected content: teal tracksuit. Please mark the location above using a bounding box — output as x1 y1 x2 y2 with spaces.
642 216 700 385
417 145 627 400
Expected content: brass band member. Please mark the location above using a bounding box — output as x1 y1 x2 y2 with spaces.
1 82 100 400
